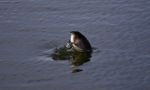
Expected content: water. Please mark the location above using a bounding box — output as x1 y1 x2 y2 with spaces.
0 0 150 90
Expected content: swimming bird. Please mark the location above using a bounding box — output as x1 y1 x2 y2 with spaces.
69 31 92 52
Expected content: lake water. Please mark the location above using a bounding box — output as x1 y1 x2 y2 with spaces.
0 0 150 90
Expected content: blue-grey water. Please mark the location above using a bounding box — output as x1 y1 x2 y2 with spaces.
0 0 150 90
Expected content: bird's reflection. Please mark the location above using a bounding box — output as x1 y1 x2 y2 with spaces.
51 46 92 73
69 51 91 73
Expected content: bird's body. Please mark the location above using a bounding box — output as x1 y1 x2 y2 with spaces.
69 31 92 52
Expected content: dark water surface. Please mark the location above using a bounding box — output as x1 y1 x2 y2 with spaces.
0 0 150 90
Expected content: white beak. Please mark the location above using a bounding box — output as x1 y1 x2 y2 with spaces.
70 34 75 43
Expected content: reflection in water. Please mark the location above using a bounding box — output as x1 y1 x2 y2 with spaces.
69 51 91 73
51 45 92 73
